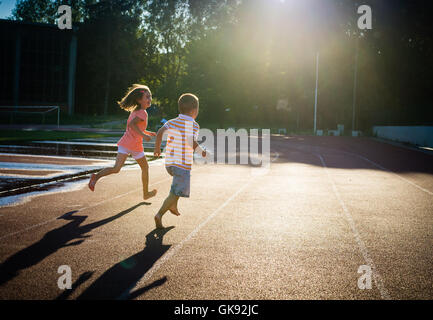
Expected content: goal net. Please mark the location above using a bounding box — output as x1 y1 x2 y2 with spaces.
0 106 60 128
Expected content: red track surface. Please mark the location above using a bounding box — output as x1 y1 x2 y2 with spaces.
0 136 432 299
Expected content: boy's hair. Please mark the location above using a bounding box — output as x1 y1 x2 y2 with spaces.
178 93 199 114
118 84 151 112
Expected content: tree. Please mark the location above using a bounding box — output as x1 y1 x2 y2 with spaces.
75 0 145 115
12 0 93 23
10 0 432 128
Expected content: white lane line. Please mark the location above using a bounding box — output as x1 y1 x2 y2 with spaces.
0 177 171 241
127 152 280 297
291 143 432 196
0 158 163 202
317 153 392 300
348 152 433 196
0 152 113 163
0 161 202 239
128 177 255 297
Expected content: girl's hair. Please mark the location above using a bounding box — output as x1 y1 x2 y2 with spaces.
117 84 151 112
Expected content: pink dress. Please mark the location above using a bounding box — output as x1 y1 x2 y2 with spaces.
117 109 148 152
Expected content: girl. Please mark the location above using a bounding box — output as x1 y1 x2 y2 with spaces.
88 84 157 200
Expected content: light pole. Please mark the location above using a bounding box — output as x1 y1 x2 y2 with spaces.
352 36 359 132
314 51 319 134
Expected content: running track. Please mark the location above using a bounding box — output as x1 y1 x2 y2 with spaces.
0 136 432 299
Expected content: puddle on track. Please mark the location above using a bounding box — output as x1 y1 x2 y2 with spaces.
0 140 162 206
0 177 88 208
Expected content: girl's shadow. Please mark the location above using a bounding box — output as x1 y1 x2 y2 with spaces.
0 202 149 287
64 226 175 300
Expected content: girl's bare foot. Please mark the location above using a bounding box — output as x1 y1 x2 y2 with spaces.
143 189 157 200
154 213 163 229
169 206 181 216
88 174 96 191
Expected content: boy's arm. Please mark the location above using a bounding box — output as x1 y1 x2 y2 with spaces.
193 140 206 157
192 125 206 157
154 126 167 157
130 117 151 141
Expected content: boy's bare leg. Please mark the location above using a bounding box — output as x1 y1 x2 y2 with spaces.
169 197 181 216
136 156 157 200
155 192 179 228
88 153 128 191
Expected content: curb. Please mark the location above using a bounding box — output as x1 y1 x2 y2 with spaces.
369 137 433 156
0 156 164 198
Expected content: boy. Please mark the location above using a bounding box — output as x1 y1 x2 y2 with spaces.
153 93 206 228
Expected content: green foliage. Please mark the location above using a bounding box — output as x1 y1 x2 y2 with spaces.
10 0 433 131
12 0 93 23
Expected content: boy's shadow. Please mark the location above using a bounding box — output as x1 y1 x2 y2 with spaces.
0 202 149 286
69 226 174 300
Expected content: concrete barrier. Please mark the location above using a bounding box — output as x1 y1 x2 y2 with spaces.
372 126 433 148
327 129 340 136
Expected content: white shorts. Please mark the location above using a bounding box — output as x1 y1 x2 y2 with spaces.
118 145 145 160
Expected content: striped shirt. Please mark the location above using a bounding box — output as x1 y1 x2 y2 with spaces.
163 114 200 171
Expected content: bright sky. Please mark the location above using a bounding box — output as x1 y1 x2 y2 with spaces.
0 0 17 19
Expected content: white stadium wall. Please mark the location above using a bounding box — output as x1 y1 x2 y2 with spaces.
372 126 433 148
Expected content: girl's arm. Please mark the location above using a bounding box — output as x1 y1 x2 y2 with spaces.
144 130 157 136
130 117 151 141
154 126 167 157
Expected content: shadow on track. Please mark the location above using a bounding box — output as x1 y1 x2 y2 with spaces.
0 202 149 287
270 136 433 174
207 135 433 175
69 226 174 300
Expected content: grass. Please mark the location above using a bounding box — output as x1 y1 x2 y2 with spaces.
59 113 162 130
58 112 126 126
0 111 128 129
0 130 122 142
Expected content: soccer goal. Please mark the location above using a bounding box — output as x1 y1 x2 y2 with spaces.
0 106 60 128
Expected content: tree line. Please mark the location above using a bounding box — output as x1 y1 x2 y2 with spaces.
11 0 433 131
